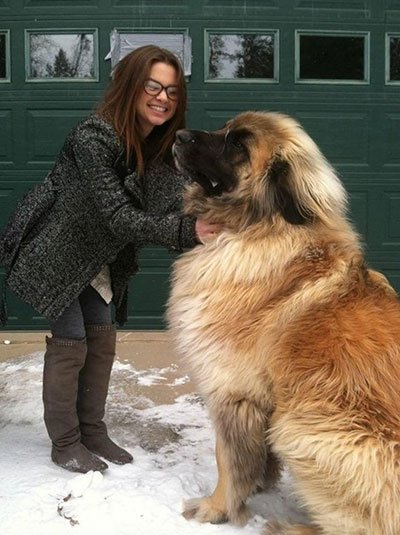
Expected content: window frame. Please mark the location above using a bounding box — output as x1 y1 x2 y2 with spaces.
385 32 400 85
0 30 10 83
204 28 279 84
25 28 99 83
295 29 370 85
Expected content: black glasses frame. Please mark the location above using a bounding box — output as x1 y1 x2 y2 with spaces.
143 78 178 100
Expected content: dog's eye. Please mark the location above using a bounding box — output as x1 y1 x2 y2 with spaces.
230 139 245 151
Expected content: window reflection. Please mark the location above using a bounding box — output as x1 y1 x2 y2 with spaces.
389 36 400 81
299 34 366 81
28 32 96 81
208 32 276 80
0 33 6 79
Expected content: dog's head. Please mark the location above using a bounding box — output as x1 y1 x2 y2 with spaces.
173 111 347 229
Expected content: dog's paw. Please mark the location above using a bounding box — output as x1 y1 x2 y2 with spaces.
182 497 228 524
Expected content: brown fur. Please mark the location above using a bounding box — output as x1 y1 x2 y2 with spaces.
167 111 400 535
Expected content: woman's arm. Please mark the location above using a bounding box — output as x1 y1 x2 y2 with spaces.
72 118 197 251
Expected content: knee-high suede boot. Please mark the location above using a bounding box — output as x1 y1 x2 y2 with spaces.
43 336 108 473
77 325 133 465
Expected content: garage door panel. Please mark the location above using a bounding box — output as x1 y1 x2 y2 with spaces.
383 191 400 244
345 184 400 250
0 109 14 165
193 106 372 170
127 266 172 329
25 108 91 166
295 111 370 166
0 180 38 222
194 107 263 130
0 0 398 329
383 113 400 166
0 280 48 328
348 189 369 238
359 187 400 249
124 247 177 329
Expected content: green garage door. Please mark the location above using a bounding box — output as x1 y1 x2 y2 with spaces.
1 0 399 329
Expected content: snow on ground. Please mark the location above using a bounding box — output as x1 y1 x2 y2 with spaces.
0 352 308 535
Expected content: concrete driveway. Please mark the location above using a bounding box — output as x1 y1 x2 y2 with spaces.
0 330 195 406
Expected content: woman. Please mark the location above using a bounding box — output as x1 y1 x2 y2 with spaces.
0 45 218 473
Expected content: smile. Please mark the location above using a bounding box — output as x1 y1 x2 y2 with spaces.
149 104 168 113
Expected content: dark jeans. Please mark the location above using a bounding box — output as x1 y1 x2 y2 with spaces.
49 286 113 340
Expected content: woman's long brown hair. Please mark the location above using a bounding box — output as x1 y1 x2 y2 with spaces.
96 45 187 175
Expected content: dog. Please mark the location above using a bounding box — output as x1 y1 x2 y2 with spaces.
167 111 400 535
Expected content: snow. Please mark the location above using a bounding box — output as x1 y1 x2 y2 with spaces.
0 351 308 535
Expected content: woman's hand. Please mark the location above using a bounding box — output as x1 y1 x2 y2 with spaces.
195 218 222 244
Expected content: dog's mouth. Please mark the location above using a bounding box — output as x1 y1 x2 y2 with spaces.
173 143 225 196
194 173 223 196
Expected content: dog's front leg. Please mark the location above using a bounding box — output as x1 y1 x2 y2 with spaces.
182 435 231 524
183 399 277 526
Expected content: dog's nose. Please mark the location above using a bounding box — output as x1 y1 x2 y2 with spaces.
176 129 196 144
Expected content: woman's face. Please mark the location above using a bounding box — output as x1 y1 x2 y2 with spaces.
136 61 179 137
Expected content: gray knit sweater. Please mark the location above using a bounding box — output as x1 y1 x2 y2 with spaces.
0 114 197 325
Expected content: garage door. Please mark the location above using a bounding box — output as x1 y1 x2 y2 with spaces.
1 0 399 329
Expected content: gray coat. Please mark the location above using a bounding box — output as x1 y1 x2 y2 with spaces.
0 114 197 326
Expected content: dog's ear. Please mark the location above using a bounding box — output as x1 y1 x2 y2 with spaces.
268 158 310 225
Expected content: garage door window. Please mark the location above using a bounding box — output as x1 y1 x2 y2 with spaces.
0 31 10 82
205 30 278 82
386 34 400 84
25 30 98 82
296 31 369 84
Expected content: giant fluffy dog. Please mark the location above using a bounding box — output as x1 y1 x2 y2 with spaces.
167 111 400 535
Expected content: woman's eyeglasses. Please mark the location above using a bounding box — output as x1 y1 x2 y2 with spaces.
143 79 179 101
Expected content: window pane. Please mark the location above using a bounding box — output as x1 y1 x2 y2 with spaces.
299 34 365 81
28 32 96 80
208 33 276 80
390 36 400 81
0 33 6 79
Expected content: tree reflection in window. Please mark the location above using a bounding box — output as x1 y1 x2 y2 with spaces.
0 33 6 79
28 32 96 80
299 34 365 81
390 36 400 81
208 33 275 80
